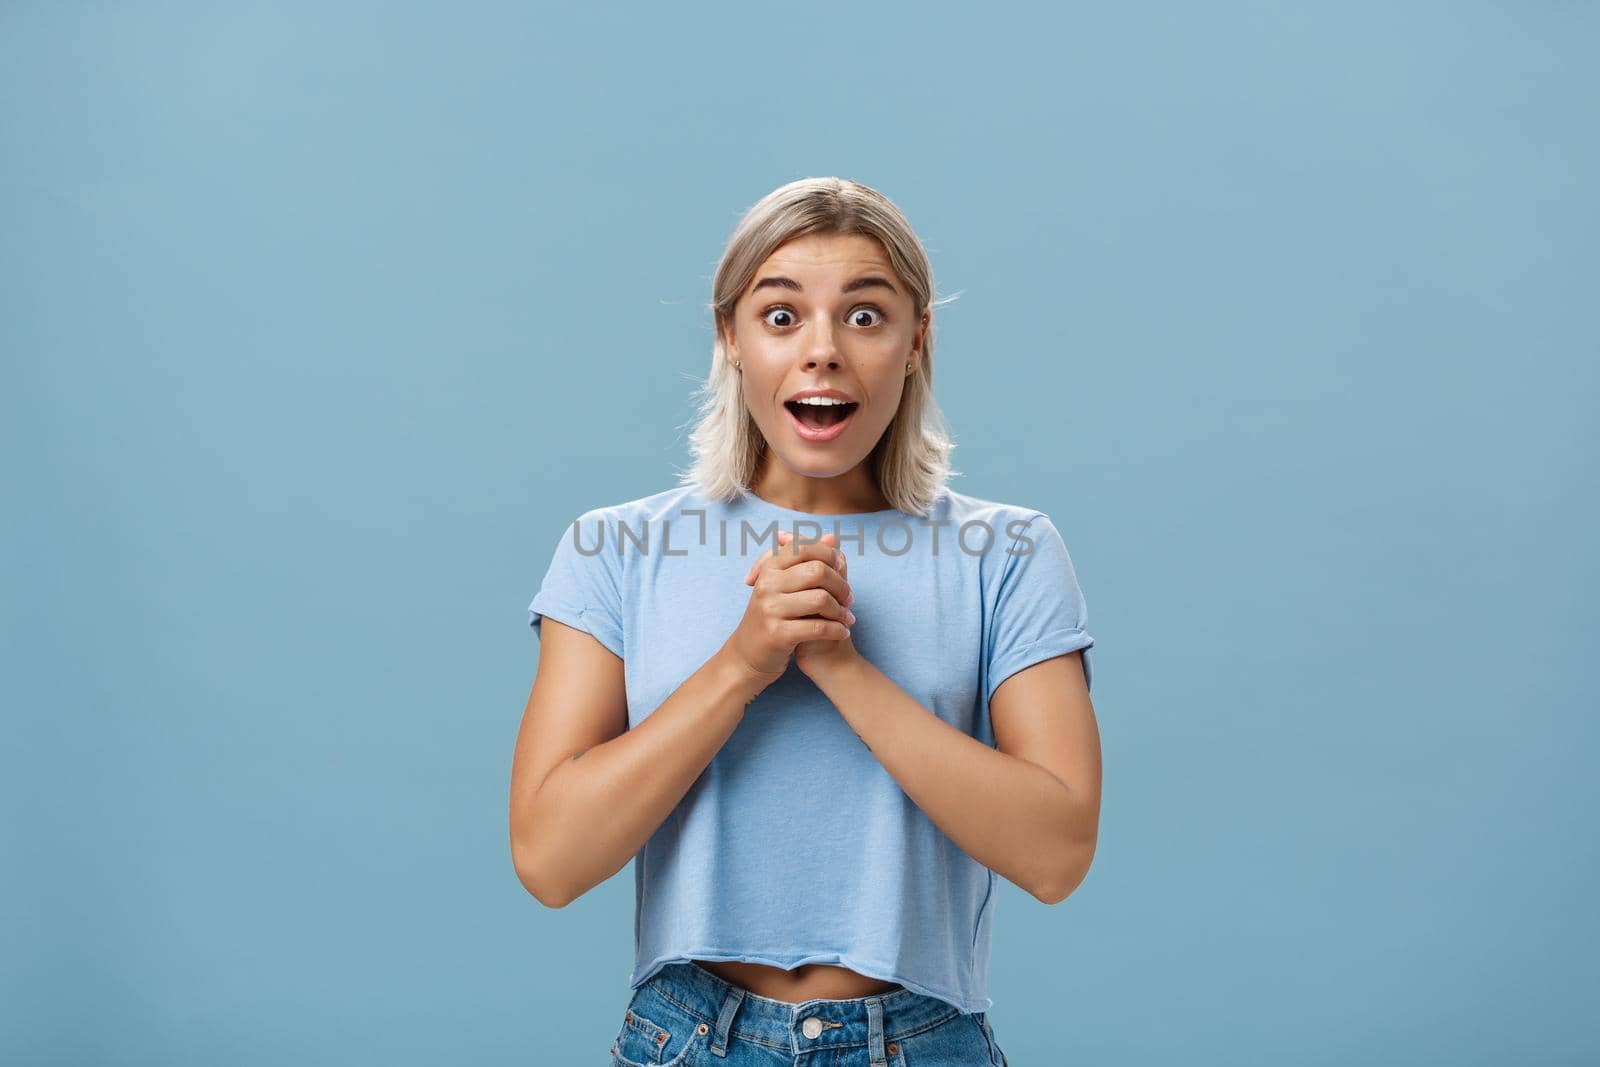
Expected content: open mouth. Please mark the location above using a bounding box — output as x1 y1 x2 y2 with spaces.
784 399 860 441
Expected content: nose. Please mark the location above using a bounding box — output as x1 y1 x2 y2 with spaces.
802 319 844 370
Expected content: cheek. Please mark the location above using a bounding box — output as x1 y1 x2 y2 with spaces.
741 361 782 396
865 371 909 410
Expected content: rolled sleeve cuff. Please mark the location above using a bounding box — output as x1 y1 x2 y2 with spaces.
528 594 624 660
985 628 1094 703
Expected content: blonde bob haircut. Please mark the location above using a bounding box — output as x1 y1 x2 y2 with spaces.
677 177 960 518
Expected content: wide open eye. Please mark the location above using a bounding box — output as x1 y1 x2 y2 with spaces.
761 307 798 328
848 306 885 327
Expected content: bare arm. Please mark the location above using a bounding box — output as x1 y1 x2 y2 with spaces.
794 533 1101 904
508 535 853 908
508 628 767 908
807 649 1099 904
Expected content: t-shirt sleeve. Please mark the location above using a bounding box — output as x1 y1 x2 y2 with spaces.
984 512 1095 702
526 512 625 660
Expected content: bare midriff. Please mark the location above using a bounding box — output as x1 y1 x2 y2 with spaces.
691 959 904 1002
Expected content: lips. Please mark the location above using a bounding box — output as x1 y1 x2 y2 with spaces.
784 399 859 443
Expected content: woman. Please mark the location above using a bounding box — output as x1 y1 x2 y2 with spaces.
510 177 1099 1066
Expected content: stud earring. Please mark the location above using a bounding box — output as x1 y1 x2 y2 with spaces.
734 360 741 369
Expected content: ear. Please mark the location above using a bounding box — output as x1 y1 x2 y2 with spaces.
719 314 739 359
907 308 930 373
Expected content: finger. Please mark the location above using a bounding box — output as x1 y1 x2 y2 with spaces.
772 559 852 607
748 530 795 584
820 532 848 578
759 540 841 575
774 585 853 628
782 529 840 563
822 533 844 574
781 616 852 643
747 533 831 584
809 532 849 585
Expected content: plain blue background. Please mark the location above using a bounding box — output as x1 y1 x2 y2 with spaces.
4 3 1594 1064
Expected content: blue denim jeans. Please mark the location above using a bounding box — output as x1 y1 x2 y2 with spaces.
609 961 1010 1067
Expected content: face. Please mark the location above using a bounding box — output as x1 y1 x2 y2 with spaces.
721 232 928 481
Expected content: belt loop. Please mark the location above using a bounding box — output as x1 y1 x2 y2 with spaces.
867 997 887 1066
709 984 744 1057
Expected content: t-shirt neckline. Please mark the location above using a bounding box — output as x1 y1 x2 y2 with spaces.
733 487 905 523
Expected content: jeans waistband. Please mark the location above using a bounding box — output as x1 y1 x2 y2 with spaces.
644 961 965 1061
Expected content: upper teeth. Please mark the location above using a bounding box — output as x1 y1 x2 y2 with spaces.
792 396 851 406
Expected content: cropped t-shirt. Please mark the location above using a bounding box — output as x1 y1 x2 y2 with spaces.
525 482 1096 1014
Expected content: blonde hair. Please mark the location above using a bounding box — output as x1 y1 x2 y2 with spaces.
675 177 960 517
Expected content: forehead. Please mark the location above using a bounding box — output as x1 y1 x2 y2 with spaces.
751 232 893 277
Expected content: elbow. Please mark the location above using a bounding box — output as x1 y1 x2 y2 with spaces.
1032 868 1085 906
1032 877 1076 906
520 867 574 909
511 837 575 909
1033 837 1098 906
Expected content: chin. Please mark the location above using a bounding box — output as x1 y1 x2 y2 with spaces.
772 450 867 479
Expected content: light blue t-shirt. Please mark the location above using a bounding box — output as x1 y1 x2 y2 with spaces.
526 482 1096 1014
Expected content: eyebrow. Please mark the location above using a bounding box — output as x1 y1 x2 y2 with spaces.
749 274 900 297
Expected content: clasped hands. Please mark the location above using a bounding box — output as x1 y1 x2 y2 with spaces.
728 529 861 685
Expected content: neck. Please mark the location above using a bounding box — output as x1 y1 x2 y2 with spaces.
750 458 888 515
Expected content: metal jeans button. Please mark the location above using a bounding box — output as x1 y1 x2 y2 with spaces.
801 1017 824 1039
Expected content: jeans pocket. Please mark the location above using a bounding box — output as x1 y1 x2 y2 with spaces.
895 1009 994 1066
610 988 708 1067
